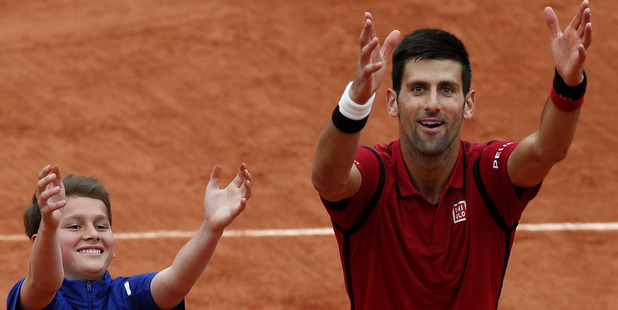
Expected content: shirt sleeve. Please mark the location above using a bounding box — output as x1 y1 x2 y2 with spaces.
323 146 383 230
6 278 25 310
127 272 185 309
478 141 542 227
6 278 71 310
109 272 177 309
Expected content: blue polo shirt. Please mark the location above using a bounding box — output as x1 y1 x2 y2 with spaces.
324 139 541 310
7 271 185 309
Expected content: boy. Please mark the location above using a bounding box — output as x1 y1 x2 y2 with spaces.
8 163 252 309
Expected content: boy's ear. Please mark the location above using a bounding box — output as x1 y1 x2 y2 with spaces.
30 234 37 244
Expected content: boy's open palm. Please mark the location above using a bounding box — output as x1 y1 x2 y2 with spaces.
203 163 252 233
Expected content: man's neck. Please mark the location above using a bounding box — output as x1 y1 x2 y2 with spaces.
402 141 460 205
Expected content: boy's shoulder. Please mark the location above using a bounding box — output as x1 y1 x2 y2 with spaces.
6 272 163 310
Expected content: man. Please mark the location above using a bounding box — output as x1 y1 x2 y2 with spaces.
311 1 591 309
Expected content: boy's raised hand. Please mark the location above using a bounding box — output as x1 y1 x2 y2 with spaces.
35 165 67 229
203 163 252 233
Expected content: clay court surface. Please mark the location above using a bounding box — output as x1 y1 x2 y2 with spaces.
1 0 617 308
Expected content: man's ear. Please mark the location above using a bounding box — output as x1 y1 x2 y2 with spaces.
463 89 475 120
386 88 399 117
30 234 37 244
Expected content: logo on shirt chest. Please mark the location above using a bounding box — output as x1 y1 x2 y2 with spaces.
452 200 467 223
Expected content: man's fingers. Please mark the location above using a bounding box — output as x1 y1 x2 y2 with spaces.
360 62 384 79
580 9 592 49
359 14 375 47
364 12 377 42
568 0 589 31
359 36 379 66
544 6 561 41
582 22 592 49
380 30 401 62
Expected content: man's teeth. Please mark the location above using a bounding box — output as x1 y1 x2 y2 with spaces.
421 122 442 128
79 249 101 254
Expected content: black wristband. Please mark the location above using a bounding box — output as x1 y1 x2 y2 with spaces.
332 105 368 134
553 68 587 100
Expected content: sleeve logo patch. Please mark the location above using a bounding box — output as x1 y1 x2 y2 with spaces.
124 281 132 296
453 200 467 224
492 142 515 169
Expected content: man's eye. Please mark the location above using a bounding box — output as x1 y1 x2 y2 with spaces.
412 86 424 93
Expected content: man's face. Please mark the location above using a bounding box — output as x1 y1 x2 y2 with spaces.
58 196 114 281
388 58 474 157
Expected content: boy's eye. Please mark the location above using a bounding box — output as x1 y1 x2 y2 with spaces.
67 224 81 229
96 225 110 230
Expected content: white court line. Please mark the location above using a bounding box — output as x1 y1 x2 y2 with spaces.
517 222 618 231
1 223 617 241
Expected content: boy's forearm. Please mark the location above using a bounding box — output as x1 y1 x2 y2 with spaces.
30 225 63 287
151 223 223 308
22 225 63 309
170 223 222 284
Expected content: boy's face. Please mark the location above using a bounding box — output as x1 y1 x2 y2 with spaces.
58 196 114 281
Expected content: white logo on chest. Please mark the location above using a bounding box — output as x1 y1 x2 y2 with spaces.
452 200 467 223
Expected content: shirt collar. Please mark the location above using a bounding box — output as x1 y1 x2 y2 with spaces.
393 140 466 198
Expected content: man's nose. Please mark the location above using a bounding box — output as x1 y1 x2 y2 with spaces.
423 89 441 112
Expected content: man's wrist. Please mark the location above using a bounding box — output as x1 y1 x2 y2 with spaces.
338 82 375 120
550 69 586 112
331 82 375 133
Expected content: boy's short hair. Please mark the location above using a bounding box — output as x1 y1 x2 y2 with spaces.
24 174 112 238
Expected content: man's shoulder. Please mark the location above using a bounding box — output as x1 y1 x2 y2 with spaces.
463 140 518 157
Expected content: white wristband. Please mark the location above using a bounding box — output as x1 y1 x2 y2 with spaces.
338 82 375 120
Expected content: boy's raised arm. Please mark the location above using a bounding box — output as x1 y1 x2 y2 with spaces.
150 163 252 309
20 165 67 310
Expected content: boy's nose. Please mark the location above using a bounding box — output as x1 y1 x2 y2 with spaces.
83 225 101 240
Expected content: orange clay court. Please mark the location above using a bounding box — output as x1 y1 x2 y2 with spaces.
1 1 617 309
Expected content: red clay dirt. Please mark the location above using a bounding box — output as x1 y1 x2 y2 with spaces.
1 0 617 309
